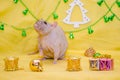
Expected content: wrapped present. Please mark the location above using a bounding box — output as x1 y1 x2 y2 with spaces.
4 56 19 71
67 57 81 71
99 58 114 71
90 53 114 71
89 58 99 71
99 58 106 71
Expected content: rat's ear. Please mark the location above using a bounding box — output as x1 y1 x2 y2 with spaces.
51 22 57 27
39 18 44 22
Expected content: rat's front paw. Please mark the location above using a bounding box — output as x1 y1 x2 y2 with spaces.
53 60 57 64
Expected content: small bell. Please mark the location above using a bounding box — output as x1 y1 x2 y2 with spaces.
104 16 109 23
97 0 104 6
22 30 27 37
116 0 120 7
23 9 29 15
29 59 43 72
69 32 74 39
13 0 19 4
108 14 115 21
64 0 68 3
53 13 59 19
0 24 4 30
88 26 94 34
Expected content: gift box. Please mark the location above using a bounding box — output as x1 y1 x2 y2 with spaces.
89 58 114 71
89 58 100 71
67 57 81 71
99 58 114 71
4 56 19 71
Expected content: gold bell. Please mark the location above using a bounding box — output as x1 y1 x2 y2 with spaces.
29 59 43 72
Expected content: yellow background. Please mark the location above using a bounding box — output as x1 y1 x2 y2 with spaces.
0 0 120 80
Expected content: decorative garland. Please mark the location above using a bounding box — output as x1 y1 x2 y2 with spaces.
67 0 120 39
0 0 120 39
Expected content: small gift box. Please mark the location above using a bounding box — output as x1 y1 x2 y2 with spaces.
4 56 19 71
89 53 114 71
99 58 114 71
67 57 81 71
99 58 106 71
89 58 99 71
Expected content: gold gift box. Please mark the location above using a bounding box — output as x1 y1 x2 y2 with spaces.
4 56 19 71
67 57 81 71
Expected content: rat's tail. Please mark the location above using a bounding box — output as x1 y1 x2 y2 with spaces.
28 50 39 55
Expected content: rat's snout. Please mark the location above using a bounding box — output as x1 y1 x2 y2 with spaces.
34 23 38 28
36 20 42 25
34 21 42 27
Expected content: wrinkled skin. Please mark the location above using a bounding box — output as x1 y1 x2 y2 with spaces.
34 19 68 64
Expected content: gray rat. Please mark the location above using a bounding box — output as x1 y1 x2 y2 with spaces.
34 19 68 64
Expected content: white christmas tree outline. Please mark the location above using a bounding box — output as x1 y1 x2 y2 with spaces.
63 0 90 28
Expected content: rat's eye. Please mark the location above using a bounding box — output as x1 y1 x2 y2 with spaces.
44 21 47 25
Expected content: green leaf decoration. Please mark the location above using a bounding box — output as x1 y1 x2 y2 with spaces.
93 53 101 58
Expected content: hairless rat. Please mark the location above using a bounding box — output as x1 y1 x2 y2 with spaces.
33 19 68 64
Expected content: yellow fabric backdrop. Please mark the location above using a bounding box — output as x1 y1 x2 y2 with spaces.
0 0 120 80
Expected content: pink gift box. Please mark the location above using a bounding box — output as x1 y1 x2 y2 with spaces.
106 58 114 70
99 58 114 71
